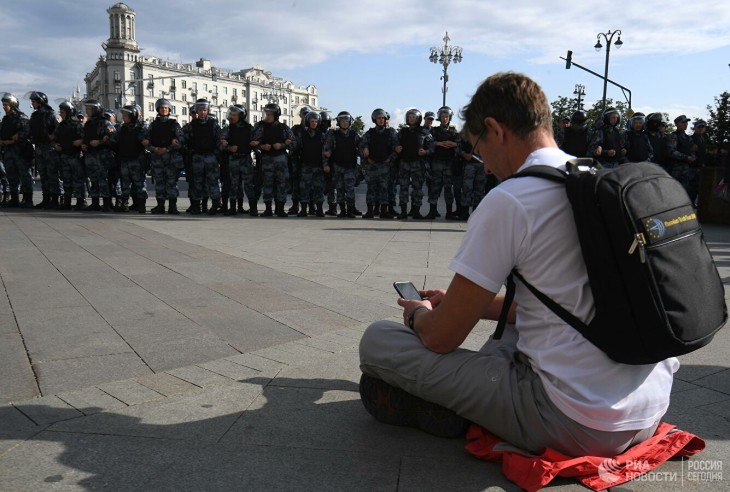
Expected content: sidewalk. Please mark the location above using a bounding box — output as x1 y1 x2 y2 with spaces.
0 206 728 490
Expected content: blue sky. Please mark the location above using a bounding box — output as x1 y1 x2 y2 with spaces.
1 0 729 129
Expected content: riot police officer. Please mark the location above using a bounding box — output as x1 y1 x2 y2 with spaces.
143 98 185 214
250 103 294 217
558 110 590 158
360 108 400 219
0 93 33 207
296 111 327 217
624 113 653 163
589 108 626 168
183 99 221 215
28 91 60 209
396 108 430 219
53 101 85 210
668 115 698 203
646 113 669 170
220 104 255 216
288 106 310 215
324 111 360 218
81 99 116 211
113 104 148 213
426 106 461 219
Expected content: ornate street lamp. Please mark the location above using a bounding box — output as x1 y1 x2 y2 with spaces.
429 32 463 108
573 84 586 110
594 30 623 112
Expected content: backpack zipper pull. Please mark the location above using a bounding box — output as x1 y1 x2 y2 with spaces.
628 233 647 263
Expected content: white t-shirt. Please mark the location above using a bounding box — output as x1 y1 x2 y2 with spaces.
449 147 679 432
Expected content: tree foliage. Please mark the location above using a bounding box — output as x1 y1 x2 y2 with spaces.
707 91 730 149
352 115 365 136
551 96 630 131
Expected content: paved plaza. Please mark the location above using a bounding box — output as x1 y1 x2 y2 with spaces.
0 194 728 490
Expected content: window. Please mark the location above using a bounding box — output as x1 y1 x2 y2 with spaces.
182 107 187 116
254 115 258 123
182 94 187 102
223 100 227 107
232 88 237 96
113 71 121 82
181 80 187 89
149 103 154 112
171 105 176 114
129 71 135 81
192 81 197 90
253 102 257 111
295 96 300 104
282 97 287 104
223 87 228 95
203 83 208 92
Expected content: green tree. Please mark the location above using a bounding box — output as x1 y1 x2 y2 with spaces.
352 115 365 136
707 91 730 150
585 98 630 129
550 96 579 133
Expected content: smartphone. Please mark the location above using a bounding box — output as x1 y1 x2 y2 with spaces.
393 281 423 300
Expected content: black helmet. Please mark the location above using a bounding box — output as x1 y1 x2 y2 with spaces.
304 111 321 126
437 106 453 122
319 111 332 129
120 104 139 122
1 93 20 109
560 114 571 123
103 109 116 120
405 108 422 126
264 103 281 118
629 112 646 129
194 98 210 112
371 108 387 123
602 108 620 127
189 105 197 116
58 100 75 117
645 112 665 132
77 111 86 119
336 111 353 127
299 106 311 118
570 110 588 129
424 111 436 121
29 91 48 105
155 98 171 113
83 99 103 117
227 104 247 121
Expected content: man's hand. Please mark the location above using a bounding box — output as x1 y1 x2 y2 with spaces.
261 144 272 151
395 145 403 153
154 147 168 155
142 139 150 147
418 149 427 157
593 146 602 157
606 149 616 157
273 143 282 151
362 148 370 158
323 165 331 174
420 289 447 308
90 139 101 148
324 151 332 158
229 145 238 153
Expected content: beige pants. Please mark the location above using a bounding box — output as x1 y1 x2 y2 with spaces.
359 320 659 457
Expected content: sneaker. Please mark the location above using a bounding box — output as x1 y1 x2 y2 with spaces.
358 373 469 438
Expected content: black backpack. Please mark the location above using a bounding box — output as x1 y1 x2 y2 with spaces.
495 159 727 364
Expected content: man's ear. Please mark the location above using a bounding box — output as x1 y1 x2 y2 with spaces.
484 117 505 143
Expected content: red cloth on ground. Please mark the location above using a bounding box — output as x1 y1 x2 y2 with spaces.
465 422 705 491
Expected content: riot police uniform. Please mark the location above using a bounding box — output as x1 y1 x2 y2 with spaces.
624 113 654 163
667 115 698 203
427 106 461 219
1 93 34 207
29 92 61 208
396 109 429 219
81 100 116 211
288 107 310 215
250 103 294 217
296 112 327 217
183 99 221 215
589 108 626 168
113 105 148 213
559 111 590 158
219 104 255 216
360 108 399 219
646 113 669 170
324 111 360 218
53 101 85 210
144 98 185 214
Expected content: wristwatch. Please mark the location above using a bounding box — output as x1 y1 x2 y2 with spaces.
408 306 430 331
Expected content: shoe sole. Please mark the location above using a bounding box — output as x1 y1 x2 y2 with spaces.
359 374 468 438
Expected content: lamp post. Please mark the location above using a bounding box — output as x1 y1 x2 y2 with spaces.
573 84 586 110
429 32 463 108
594 30 623 112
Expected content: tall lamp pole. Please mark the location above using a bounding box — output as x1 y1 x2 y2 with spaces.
594 30 623 112
429 32 463 108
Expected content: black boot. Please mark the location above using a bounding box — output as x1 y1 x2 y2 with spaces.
363 204 375 219
119 198 130 212
0 192 8 207
168 199 180 215
208 199 221 215
459 206 470 221
388 204 397 217
34 193 48 209
351 205 363 216
137 198 146 214
101 197 113 212
425 204 438 220
297 203 309 217
220 198 228 215
114 197 122 212
325 202 337 216
308 203 316 216
84 197 101 212
288 200 300 215
7 193 20 208
249 200 259 217
47 194 59 210
380 204 393 219
262 201 273 217
189 199 201 215
73 197 87 211
337 203 347 218
59 194 71 210
224 199 237 216
315 202 325 217
19 193 33 209
201 198 209 214
150 199 165 214
346 203 357 218
412 206 424 220
237 197 246 214
397 206 408 220
445 202 457 220
275 201 288 217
